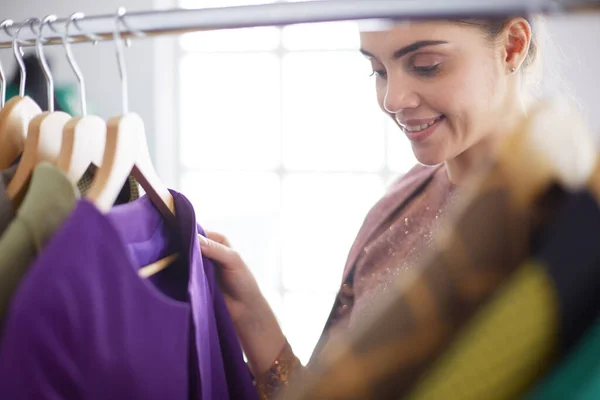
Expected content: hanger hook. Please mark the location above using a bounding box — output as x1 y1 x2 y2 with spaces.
114 7 129 115
3 19 35 98
0 20 11 108
117 9 146 48
32 16 57 112
71 13 102 45
49 12 88 116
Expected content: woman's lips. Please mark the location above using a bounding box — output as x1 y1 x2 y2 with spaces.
398 115 445 143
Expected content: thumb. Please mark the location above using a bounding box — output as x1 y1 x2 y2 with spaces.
206 231 232 248
198 234 239 266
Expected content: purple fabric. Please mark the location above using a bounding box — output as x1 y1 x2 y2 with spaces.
196 222 257 400
0 191 257 400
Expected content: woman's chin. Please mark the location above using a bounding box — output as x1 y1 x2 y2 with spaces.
412 149 446 167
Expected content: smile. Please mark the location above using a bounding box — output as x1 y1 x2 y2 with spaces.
398 115 445 143
400 115 444 132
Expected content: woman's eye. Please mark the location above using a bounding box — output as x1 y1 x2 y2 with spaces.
369 69 387 78
412 63 441 76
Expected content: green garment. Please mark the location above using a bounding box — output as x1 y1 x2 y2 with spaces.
0 163 78 331
0 166 18 236
6 84 79 115
525 317 600 400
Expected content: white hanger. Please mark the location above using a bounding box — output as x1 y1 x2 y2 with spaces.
55 13 107 184
0 19 42 169
85 8 178 277
7 16 71 206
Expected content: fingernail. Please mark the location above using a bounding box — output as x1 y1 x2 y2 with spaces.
198 235 208 246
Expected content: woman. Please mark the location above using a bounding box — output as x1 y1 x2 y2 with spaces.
198 15 539 399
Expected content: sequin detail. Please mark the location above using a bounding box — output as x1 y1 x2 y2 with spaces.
256 340 303 400
349 166 459 329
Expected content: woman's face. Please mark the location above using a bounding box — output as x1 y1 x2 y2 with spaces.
360 21 515 166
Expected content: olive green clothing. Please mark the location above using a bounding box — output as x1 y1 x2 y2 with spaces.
0 163 79 332
0 166 18 237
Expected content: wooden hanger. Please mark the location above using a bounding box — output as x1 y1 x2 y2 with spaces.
495 99 598 210
86 113 176 218
7 17 72 207
87 8 178 278
86 113 179 278
589 158 600 202
54 13 107 184
7 111 71 206
57 115 106 183
0 20 42 169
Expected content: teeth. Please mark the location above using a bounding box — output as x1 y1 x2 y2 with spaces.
403 116 442 132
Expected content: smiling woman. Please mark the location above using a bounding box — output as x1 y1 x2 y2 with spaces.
361 18 538 181
197 15 546 400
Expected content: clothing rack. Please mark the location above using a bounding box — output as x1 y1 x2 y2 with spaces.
0 0 598 48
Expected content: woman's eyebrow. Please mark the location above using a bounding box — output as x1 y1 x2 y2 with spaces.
360 40 448 60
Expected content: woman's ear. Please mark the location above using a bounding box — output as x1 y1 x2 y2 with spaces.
501 18 532 72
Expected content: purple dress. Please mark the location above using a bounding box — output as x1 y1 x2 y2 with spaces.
0 191 257 400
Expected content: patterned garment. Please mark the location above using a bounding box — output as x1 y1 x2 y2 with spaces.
283 152 557 400
349 166 459 331
256 341 304 400
77 165 140 204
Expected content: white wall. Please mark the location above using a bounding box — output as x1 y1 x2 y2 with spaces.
540 13 600 136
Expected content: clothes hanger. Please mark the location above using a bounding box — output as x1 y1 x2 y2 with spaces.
85 8 178 278
0 19 43 169
493 98 598 210
589 152 600 202
7 17 72 207
55 13 107 184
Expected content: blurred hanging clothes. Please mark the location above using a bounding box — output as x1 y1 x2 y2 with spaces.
403 188 600 400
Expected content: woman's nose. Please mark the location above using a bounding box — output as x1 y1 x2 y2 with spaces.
383 79 420 114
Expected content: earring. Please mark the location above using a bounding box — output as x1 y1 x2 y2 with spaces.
509 67 516 73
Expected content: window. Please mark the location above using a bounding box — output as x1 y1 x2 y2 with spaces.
176 0 417 363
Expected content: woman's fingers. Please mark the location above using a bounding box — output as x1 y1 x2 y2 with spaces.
206 231 232 247
199 234 239 267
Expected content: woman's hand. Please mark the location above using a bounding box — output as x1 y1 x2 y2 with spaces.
198 232 260 323
199 232 286 375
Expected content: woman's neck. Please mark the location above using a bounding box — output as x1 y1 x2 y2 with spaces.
444 135 499 185
445 103 527 185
